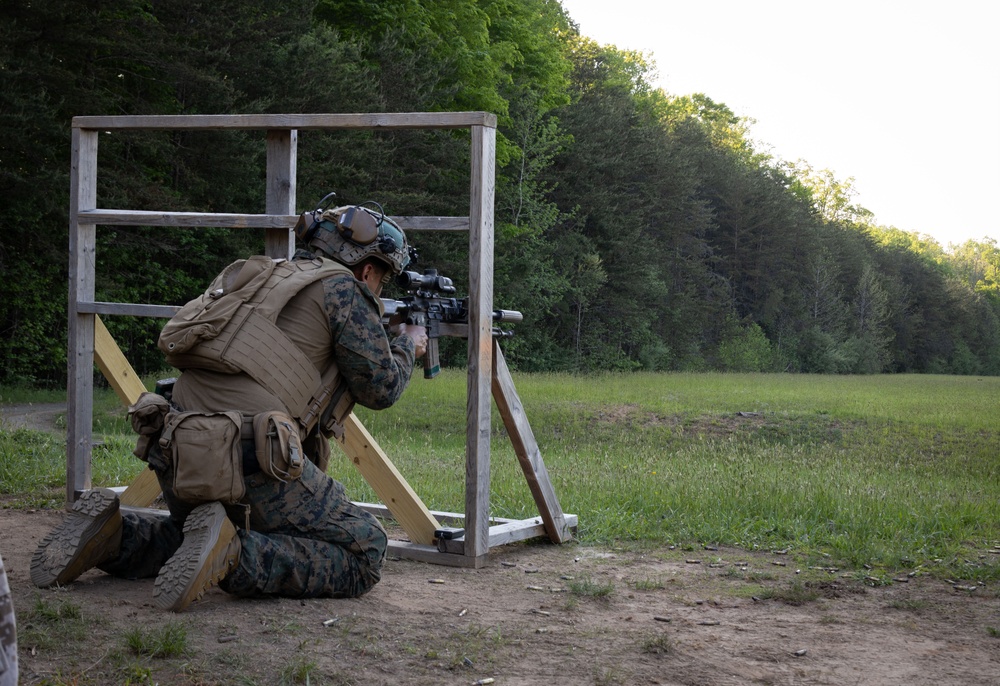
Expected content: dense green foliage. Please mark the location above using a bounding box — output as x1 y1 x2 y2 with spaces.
2 0 998 384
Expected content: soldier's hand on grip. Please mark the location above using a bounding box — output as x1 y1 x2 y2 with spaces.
397 323 428 358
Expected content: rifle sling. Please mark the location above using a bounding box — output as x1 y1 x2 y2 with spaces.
300 364 354 441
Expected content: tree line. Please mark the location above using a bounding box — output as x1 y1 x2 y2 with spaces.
2 0 998 385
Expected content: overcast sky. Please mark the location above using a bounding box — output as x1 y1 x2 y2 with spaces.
558 0 1000 248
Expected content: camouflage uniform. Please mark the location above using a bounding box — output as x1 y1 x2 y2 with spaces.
100 251 415 598
0 551 16 686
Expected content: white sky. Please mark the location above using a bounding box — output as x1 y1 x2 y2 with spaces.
559 0 1000 248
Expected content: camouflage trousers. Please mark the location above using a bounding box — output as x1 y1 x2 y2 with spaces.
0 551 17 686
100 457 387 599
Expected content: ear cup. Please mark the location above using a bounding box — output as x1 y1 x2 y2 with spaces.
336 206 379 244
293 212 319 244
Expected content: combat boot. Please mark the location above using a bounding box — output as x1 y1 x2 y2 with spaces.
30 488 123 588
153 502 240 612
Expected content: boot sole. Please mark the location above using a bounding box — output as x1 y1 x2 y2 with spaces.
153 503 237 612
30 488 120 588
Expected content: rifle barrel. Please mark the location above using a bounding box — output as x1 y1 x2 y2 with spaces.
493 309 522 323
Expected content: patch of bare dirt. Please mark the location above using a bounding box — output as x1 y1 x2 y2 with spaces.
1 506 998 685
0 404 65 435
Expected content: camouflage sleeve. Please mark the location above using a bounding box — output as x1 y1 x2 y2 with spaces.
323 273 415 410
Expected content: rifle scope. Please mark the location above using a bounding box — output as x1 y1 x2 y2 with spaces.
395 269 456 294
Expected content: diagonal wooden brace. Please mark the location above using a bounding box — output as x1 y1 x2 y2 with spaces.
491 339 572 543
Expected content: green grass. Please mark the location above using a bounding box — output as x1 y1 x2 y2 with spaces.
640 633 673 655
279 655 318 685
567 576 615 599
18 596 89 651
122 621 188 658
0 386 67 405
2 372 998 583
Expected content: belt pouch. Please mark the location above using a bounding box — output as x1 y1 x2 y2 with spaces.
159 410 246 504
127 391 170 461
253 411 305 482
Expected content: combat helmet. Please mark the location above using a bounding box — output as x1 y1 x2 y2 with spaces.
294 192 412 275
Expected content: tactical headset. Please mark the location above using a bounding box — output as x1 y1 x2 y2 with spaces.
294 192 413 275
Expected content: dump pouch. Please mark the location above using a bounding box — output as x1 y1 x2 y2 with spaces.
127 392 171 461
158 410 246 505
253 411 305 482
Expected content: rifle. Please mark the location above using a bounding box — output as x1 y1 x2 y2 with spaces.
382 269 522 378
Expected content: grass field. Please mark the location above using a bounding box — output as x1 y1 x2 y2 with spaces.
2 372 997 582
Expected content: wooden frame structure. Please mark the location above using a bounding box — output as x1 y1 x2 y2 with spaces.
68 112 575 567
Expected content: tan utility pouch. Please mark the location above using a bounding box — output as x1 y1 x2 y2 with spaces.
159 411 246 504
127 392 170 461
253 411 304 482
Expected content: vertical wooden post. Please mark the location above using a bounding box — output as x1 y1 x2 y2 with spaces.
265 129 296 258
67 127 99 502
464 125 496 562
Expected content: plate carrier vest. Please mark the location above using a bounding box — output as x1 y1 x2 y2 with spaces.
158 256 354 423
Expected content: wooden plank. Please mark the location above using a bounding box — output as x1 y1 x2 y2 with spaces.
79 209 293 229
79 209 469 232
94 316 148 404
339 413 440 545
77 300 462 327
352 503 525 527
73 112 497 131
435 514 579 554
464 124 497 558
79 302 180 318
392 216 470 231
118 469 163 509
67 128 98 503
265 130 296 259
437 519 543 554
492 342 573 543
386 541 485 568
92 316 162 508
490 514 577 547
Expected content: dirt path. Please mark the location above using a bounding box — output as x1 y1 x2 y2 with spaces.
0 403 65 434
1 506 997 685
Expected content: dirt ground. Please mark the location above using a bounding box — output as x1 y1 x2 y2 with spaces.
2 405 999 685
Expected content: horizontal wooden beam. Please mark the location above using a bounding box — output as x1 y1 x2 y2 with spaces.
79 209 469 231
78 301 180 318
435 514 579 555
354 503 523 527
81 209 291 228
73 112 496 131
75 301 463 322
386 541 485 568
392 216 470 231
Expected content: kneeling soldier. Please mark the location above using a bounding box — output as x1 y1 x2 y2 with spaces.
31 199 427 611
